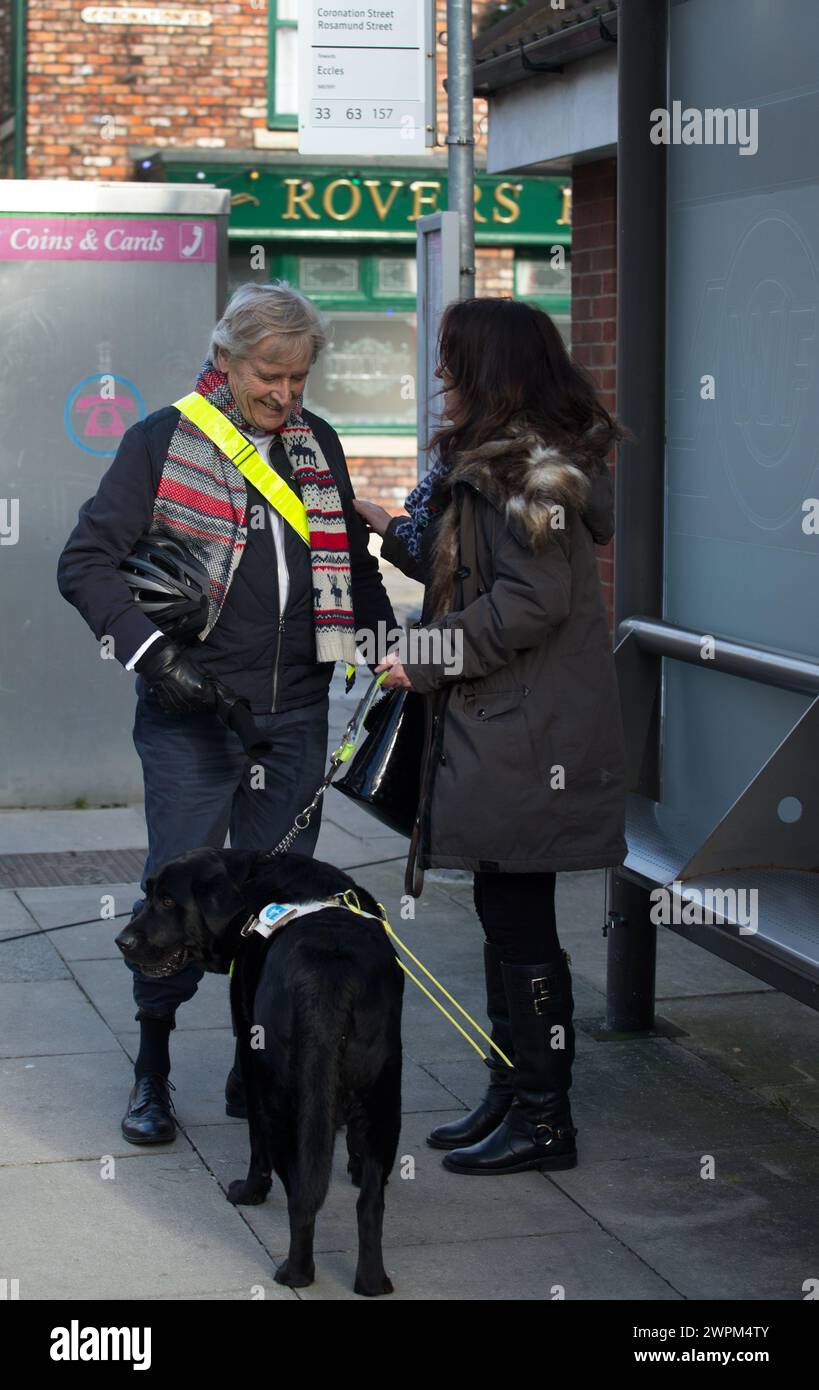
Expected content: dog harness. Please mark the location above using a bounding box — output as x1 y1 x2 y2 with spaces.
239 889 386 941
232 888 515 1070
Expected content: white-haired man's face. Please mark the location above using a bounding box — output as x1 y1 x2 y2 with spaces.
216 336 312 432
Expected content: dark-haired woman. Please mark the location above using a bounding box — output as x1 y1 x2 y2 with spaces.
354 297 627 1175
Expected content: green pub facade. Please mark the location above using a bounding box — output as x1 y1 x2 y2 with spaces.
138 150 572 499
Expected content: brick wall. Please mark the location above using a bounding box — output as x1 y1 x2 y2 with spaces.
17 0 510 523
25 0 268 180
22 0 495 179
570 157 617 632
0 0 13 177
436 0 492 159
476 243 514 297
346 457 414 514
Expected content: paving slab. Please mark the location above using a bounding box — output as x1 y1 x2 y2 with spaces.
0 806 147 854
16 883 139 961
550 1144 819 1301
662 991 819 1131
0 890 42 938
115 1024 469 1128
0 893 70 983
1 658 817 1302
0 980 119 1059
70 956 233 1035
291 1228 681 1302
317 804 407 865
188 1110 596 1266
148 1287 291 1300
565 1035 814 1163
0 1050 187 1164
0 933 69 984
313 817 385 869
419 1031 817 1166
0 1154 295 1301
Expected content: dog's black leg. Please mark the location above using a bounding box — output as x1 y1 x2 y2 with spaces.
227 1107 272 1204
353 1162 392 1297
227 1047 274 1207
274 1204 316 1289
345 1125 364 1188
227 1165 271 1206
351 1064 401 1297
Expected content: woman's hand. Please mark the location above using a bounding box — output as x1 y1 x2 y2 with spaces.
353 498 393 537
375 650 414 690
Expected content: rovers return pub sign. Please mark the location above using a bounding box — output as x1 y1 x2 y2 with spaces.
155 161 572 247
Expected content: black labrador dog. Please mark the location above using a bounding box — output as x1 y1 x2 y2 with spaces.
116 847 403 1297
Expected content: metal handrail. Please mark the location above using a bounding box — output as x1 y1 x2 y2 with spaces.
618 617 819 697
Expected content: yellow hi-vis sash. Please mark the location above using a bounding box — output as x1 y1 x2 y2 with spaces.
173 392 310 545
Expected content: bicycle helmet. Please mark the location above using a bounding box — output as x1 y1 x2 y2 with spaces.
119 534 210 641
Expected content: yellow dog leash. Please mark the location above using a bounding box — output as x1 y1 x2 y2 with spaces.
230 888 514 1070
335 889 514 1070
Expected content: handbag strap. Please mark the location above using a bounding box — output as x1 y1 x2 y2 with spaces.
404 490 492 897
174 392 310 545
404 688 438 899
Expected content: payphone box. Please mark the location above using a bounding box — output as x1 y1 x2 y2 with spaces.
0 180 230 806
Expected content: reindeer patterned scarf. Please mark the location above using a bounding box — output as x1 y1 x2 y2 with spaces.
151 359 356 665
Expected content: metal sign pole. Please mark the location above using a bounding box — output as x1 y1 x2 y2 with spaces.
446 0 475 299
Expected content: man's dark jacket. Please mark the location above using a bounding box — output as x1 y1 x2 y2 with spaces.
57 405 396 714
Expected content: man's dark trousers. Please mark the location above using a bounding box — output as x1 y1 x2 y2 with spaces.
127 684 330 1021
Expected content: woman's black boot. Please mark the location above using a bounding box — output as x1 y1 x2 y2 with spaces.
442 952 577 1175
427 941 515 1150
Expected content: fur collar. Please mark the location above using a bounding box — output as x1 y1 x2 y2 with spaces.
426 424 609 620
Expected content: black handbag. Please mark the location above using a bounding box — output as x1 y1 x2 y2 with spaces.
333 686 426 838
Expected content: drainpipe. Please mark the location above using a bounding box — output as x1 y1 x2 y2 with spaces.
12 0 27 178
446 0 475 298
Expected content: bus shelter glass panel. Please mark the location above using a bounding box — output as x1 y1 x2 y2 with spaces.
663 0 819 834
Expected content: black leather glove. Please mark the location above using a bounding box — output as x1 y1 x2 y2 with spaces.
211 678 273 756
134 637 216 715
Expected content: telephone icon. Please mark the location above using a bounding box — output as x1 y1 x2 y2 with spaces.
180 224 204 259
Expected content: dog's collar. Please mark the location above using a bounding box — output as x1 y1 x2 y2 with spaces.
240 891 384 942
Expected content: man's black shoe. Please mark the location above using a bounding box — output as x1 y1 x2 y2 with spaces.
225 1067 248 1119
121 1074 177 1145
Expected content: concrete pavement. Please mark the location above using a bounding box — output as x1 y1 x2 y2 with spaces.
1 566 818 1300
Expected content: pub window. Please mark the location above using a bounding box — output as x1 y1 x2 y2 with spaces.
299 257 360 294
376 257 417 296
515 252 571 349
268 0 298 130
304 311 417 431
226 249 417 433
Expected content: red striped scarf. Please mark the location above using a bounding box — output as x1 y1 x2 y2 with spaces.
150 360 356 664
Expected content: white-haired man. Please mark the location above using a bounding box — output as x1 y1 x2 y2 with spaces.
58 282 396 1143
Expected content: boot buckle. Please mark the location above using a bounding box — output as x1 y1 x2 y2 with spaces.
533 1122 556 1145
531 976 553 1014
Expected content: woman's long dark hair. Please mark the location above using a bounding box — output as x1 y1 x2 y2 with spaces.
429 297 624 467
